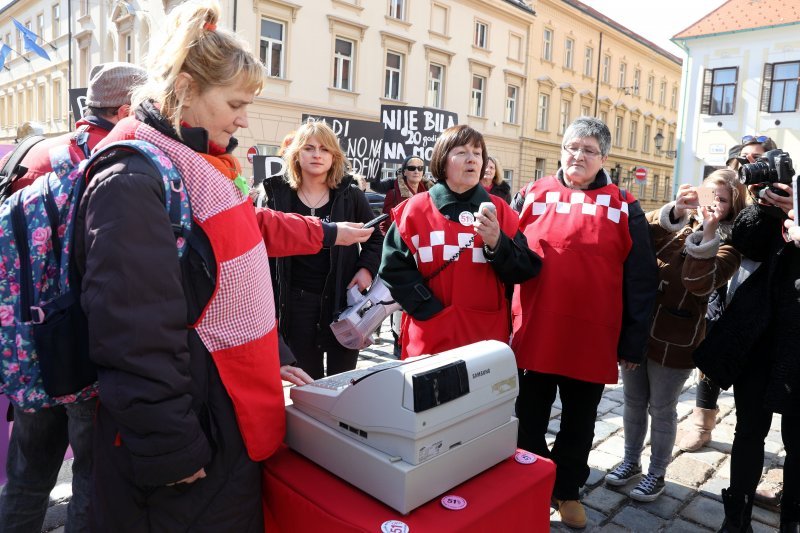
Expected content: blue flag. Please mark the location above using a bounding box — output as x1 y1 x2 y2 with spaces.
0 44 10 70
13 19 50 61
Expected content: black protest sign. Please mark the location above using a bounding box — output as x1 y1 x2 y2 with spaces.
380 105 458 164
69 88 88 122
252 155 288 186
301 114 384 180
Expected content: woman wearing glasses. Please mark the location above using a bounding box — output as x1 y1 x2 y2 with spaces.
480 156 512 204
381 156 431 234
510 116 658 529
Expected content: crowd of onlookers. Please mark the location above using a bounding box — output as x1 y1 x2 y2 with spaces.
0 1 798 532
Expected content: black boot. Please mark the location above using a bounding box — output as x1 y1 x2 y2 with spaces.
718 488 754 533
780 497 800 533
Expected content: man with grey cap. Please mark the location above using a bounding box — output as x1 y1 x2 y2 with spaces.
3 61 146 193
0 61 145 533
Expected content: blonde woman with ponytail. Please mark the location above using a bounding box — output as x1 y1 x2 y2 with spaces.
74 2 373 529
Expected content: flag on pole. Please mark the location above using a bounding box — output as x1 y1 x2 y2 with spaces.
0 44 11 70
12 19 50 61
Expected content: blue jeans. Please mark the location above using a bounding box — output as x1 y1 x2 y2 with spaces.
0 399 96 533
621 358 691 477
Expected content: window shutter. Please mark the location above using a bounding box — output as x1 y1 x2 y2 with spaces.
700 69 712 114
760 63 773 112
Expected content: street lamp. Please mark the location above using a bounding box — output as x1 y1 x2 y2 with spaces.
653 132 677 158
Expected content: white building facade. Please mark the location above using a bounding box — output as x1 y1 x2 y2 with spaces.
673 11 800 185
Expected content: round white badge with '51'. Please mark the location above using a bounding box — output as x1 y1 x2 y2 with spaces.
381 520 410 533
441 494 467 510
458 211 475 226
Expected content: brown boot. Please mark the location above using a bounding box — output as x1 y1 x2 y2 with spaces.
554 499 587 529
679 407 718 452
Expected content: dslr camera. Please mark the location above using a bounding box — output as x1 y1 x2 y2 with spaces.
738 149 795 197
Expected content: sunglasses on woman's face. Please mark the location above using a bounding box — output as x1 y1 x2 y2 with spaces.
742 135 768 144
405 166 424 172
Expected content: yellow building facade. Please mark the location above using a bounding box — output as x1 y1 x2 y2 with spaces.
0 0 680 209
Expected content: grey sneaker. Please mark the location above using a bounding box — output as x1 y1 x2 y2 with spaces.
605 461 642 486
630 473 666 502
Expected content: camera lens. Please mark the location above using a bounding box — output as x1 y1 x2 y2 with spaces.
738 161 773 185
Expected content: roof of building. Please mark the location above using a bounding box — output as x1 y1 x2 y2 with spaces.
561 0 682 65
673 0 800 40
504 0 536 14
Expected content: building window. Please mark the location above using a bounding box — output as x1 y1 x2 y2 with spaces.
583 47 593 77
52 4 60 38
536 93 549 131
260 18 285 78
558 100 570 135
471 75 485 116
602 55 610 84
37 84 46 122
618 62 627 88
659 81 667 105
503 169 513 186
581 104 590 116
333 38 355 91
474 21 488 48
431 3 448 35
534 158 546 180
764 61 799 113
614 115 623 147
505 84 519 123
633 69 641 96
564 38 574 70
628 119 638 150
120 33 132 62
663 176 671 201
384 51 403 100
651 175 659 200
508 33 522 62
37 13 44 37
642 124 651 152
389 0 406 20
0 96 4 128
427 63 444 108
542 28 553 62
671 86 678 109
53 79 62 120
647 75 654 101
701 67 737 115
600 110 608 125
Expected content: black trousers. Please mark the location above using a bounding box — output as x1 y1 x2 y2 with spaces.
516 370 605 500
730 357 799 507
696 374 721 409
287 288 358 380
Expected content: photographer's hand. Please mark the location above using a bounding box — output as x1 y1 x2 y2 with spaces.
765 183 794 214
673 184 696 219
700 204 722 244
785 209 800 245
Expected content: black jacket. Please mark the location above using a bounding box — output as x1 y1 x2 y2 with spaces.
264 174 383 340
488 180 511 203
694 204 800 415
74 102 263 531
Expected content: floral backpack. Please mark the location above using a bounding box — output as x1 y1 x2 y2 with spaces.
0 140 191 412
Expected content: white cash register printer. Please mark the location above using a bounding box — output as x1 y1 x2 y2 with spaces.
285 340 519 514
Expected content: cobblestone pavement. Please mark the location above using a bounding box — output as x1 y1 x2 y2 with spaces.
37 321 785 532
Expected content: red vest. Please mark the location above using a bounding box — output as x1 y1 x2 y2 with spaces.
394 193 518 358
512 175 633 384
101 117 285 461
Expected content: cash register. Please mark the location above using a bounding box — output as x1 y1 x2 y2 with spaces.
285 340 519 514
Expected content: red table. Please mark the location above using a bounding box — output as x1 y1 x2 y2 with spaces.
262 445 555 532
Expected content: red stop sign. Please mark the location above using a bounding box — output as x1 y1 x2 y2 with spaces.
635 167 647 181
246 146 258 164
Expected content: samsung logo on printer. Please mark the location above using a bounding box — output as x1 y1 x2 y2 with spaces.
472 368 490 379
